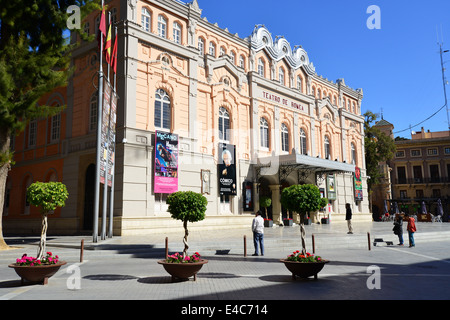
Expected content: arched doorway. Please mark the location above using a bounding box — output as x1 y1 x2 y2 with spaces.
83 164 96 231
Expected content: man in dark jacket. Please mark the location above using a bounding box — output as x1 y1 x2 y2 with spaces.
345 203 353 234
393 213 404 245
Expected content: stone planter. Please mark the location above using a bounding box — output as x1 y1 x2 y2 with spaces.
280 259 329 280
158 259 208 282
264 220 273 227
9 261 67 285
321 218 329 224
304 218 311 225
283 219 293 226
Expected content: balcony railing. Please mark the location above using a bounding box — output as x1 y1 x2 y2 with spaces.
394 177 450 185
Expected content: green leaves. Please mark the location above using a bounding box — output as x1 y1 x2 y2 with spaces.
26 181 69 214
166 191 207 223
259 196 271 208
280 184 322 215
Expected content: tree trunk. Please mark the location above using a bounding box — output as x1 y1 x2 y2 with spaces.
182 220 189 258
299 212 307 256
37 213 48 260
0 128 11 250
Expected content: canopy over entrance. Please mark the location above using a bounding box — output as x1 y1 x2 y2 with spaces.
255 153 356 183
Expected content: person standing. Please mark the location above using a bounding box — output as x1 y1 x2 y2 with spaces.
405 213 416 247
252 210 264 256
393 213 404 246
345 203 353 234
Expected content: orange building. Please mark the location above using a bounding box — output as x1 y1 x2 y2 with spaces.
3 0 370 236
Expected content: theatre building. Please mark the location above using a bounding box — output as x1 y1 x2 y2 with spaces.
3 0 370 236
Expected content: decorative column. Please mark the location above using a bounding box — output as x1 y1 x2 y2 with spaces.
269 184 282 225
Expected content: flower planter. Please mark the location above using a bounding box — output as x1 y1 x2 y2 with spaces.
304 218 311 225
321 218 329 224
9 261 67 285
280 259 329 280
158 259 208 282
264 220 273 227
283 219 293 226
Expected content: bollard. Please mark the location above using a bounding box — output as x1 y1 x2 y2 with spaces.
367 232 371 251
312 234 315 254
165 237 168 259
80 239 84 263
244 235 247 257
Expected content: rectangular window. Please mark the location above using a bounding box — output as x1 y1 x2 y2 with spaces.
396 150 405 158
399 190 407 199
415 189 424 199
51 114 60 142
413 166 422 183
397 166 406 184
29 120 37 147
411 149 421 157
445 147 450 155
430 164 440 183
432 189 441 198
427 148 438 156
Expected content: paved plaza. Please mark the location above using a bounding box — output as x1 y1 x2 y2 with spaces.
1 220 450 305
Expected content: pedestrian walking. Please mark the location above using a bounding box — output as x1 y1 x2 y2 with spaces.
405 213 416 247
393 213 404 246
252 210 264 256
345 203 353 234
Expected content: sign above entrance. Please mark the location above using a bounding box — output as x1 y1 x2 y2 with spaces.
260 90 306 112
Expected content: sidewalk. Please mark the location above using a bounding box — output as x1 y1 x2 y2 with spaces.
1 220 450 301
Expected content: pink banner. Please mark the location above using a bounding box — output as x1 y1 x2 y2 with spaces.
154 131 178 193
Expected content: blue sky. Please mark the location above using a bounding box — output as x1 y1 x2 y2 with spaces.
196 0 450 138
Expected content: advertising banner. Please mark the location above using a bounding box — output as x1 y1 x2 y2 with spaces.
154 131 178 193
100 78 117 186
218 143 237 196
354 166 363 201
326 174 336 200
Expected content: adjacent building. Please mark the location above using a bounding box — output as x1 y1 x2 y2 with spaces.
3 0 370 236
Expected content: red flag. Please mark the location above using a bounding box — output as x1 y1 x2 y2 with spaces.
104 24 112 64
111 33 118 73
97 7 106 48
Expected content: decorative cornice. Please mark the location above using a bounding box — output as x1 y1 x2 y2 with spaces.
250 25 316 76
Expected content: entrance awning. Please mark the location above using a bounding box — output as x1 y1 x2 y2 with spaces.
255 153 355 182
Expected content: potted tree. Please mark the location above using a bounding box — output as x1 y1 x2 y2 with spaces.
9 182 68 284
158 191 208 281
280 184 329 280
259 196 273 227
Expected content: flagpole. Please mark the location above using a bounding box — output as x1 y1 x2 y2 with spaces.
93 1 105 243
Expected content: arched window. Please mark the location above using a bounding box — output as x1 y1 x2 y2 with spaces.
239 55 245 69
300 128 307 155
258 58 265 77
209 42 216 57
220 46 226 57
89 92 98 132
218 107 230 142
51 112 61 142
351 142 357 165
154 89 171 130
198 37 204 55
297 76 302 92
141 8 151 32
281 123 289 152
173 22 181 44
324 136 331 159
158 15 167 38
260 117 269 149
279 67 285 85
230 51 236 64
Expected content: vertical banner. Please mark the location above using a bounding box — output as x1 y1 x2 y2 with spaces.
154 131 178 193
326 174 336 200
354 166 363 201
218 143 237 196
100 78 112 185
107 84 117 187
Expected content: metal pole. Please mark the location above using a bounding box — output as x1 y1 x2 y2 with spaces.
165 237 168 259
312 234 315 254
367 232 371 251
93 0 105 243
243 235 247 257
439 43 449 129
80 239 84 263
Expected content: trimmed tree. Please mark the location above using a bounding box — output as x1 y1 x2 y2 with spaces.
281 184 322 255
166 191 207 258
26 182 69 260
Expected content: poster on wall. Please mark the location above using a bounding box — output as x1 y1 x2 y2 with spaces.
154 131 178 193
218 142 237 196
354 166 363 201
327 174 336 200
243 181 253 211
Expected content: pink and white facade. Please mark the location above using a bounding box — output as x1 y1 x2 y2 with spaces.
5 0 370 236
